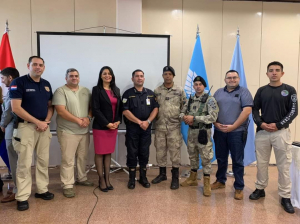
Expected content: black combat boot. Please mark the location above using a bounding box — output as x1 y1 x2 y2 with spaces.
170 167 179 190
139 167 150 188
128 167 136 189
151 167 167 184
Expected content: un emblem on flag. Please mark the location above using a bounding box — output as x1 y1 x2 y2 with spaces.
184 69 197 98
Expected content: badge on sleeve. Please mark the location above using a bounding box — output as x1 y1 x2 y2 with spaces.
45 86 50 92
146 98 151 105
123 98 127 103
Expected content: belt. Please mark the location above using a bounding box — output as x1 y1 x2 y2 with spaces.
189 124 212 129
189 125 200 129
18 120 32 124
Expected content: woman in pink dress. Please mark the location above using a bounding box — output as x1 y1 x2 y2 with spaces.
92 66 122 192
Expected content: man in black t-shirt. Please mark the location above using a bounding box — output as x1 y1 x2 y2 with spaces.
250 61 298 214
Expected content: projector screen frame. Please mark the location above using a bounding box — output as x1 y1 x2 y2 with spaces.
37 31 170 65
36 31 170 131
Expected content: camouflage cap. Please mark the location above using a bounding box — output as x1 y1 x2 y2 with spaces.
163 66 175 76
193 76 207 87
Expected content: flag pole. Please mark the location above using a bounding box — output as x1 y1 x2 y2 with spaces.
196 24 199 39
5 20 10 33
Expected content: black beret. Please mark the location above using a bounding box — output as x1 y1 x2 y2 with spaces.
163 66 175 76
193 76 207 87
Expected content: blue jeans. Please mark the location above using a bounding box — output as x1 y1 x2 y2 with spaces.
213 129 245 190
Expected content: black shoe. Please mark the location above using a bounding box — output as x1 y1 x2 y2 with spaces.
170 167 179 190
99 186 108 192
98 179 108 192
103 173 114 190
152 167 167 184
35 191 54 200
249 189 265 200
17 201 29 211
128 167 136 189
139 167 150 188
281 198 295 214
107 185 114 190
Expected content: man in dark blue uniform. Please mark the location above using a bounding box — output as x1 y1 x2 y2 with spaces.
10 56 54 211
122 69 159 189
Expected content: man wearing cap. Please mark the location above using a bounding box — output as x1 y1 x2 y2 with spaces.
179 76 218 196
10 56 54 211
122 69 159 189
211 70 253 200
152 66 186 190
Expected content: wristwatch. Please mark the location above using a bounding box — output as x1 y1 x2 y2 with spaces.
87 115 92 122
147 119 151 124
193 116 196 122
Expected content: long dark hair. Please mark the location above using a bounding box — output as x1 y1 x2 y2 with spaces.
97 66 119 97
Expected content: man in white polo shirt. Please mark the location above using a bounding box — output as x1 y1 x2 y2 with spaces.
52 68 93 198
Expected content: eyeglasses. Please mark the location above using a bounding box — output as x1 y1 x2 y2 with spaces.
226 76 239 80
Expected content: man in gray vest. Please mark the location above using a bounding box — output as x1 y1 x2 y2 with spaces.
0 67 20 203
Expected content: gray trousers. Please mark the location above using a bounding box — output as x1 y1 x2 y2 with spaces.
6 139 18 194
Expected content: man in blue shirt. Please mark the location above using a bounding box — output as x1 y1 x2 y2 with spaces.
10 56 54 211
212 70 253 200
122 69 159 190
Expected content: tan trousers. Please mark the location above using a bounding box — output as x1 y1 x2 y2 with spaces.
57 131 90 189
154 128 182 168
187 129 213 173
255 128 293 198
13 123 52 201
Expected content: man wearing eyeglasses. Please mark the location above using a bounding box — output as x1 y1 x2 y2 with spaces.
52 68 93 198
211 70 253 200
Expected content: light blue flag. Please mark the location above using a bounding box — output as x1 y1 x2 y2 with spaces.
182 34 216 168
230 34 256 166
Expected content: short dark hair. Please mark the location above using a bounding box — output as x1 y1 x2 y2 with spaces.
28 56 44 64
65 68 79 78
132 69 144 78
0 67 20 79
225 70 239 77
267 61 283 71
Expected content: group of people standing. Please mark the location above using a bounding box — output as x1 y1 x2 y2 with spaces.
0 56 297 215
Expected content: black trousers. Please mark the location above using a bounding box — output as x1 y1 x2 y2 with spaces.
125 124 151 167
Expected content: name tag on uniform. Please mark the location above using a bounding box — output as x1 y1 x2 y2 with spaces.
146 98 151 105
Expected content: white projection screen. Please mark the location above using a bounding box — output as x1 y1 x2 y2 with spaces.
37 32 170 130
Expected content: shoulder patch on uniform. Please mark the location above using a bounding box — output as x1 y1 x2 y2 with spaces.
45 86 50 92
10 85 17 90
207 98 217 109
123 98 127 103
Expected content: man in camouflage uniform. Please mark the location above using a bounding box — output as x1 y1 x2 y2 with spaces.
180 76 218 197
152 66 186 190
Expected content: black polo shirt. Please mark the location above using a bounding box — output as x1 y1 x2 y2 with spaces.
122 87 159 124
10 74 53 121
